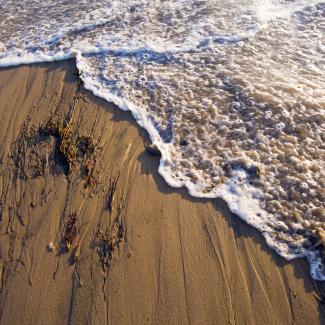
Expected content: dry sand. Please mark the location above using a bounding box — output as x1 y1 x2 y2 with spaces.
0 61 324 325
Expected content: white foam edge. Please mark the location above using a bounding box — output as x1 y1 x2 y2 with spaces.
0 26 259 70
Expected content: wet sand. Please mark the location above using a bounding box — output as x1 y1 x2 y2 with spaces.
0 60 324 325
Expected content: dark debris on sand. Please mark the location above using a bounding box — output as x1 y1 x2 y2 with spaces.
64 212 78 252
12 115 98 185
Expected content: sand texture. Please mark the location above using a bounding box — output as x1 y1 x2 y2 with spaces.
0 61 324 325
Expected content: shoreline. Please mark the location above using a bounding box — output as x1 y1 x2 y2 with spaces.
0 60 324 324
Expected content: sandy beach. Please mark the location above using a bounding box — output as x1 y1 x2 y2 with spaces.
0 61 324 324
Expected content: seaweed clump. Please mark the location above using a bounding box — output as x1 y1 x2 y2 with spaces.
39 117 75 173
96 218 124 272
39 116 97 178
12 115 98 184
64 212 78 251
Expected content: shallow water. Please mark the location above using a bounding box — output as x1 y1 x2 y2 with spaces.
0 0 324 279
